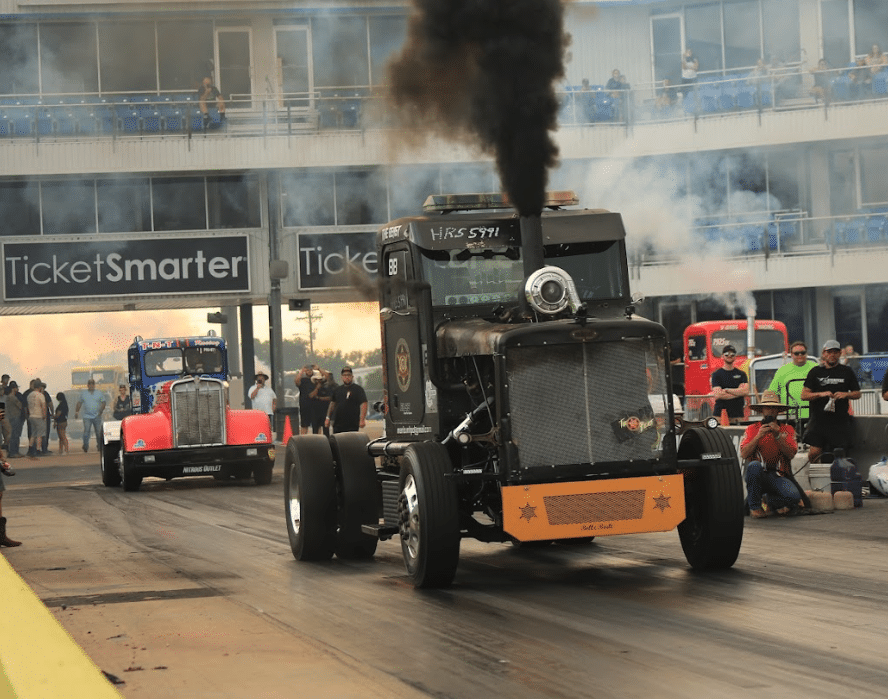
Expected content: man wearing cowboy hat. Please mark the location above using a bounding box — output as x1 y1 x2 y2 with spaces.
249 371 276 434
800 339 861 464
740 390 803 518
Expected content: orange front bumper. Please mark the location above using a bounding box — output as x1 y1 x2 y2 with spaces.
502 474 685 541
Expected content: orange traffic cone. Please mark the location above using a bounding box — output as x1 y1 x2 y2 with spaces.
720 409 730 426
282 414 293 443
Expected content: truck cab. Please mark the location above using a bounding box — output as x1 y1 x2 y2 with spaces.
101 333 275 492
283 192 744 587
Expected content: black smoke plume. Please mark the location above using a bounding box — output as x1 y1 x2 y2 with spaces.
387 0 568 216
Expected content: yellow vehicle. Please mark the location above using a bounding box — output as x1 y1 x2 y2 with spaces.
71 365 126 394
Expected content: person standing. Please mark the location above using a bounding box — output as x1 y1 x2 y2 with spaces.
768 341 815 423
325 366 368 434
295 365 315 435
55 392 69 455
681 48 699 89
711 345 749 421
311 370 334 435
0 374 10 449
800 340 861 463
41 386 53 455
197 76 226 129
74 379 106 453
740 391 803 518
5 382 24 458
26 382 47 459
249 372 277 434
113 384 132 421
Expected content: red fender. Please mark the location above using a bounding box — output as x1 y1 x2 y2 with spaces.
121 412 173 451
226 409 273 445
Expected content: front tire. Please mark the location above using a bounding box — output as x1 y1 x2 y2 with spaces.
284 436 337 561
677 427 744 570
101 441 121 487
399 442 460 588
329 432 379 559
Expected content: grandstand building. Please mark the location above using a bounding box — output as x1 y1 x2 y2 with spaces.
2 0 887 357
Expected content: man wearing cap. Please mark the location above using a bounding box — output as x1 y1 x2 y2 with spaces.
769 341 816 424
710 345 749 421
249 372 277 434
801 340 861 463
325 367 367 434
740 390 803 517
75 379 106 453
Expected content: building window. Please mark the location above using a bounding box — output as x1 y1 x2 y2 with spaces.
39 23 99 95
724 1 760 70
99 21 157 93
151 177 207 231
41 180 97 235
0 23 39 95
686 3 723 73
762 0 800 65
833 289 863 353
157 21 214 92
859 146 888 207
866 284 888 351
853 0 888 57
0 182 40 235
369 15 407 85
822 0 851 68
335 170 387 225
207 175 261 229
311 16 369 87
281 171 335 227
97 178 151 233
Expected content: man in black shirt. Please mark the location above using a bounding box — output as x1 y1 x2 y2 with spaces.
711 345 749 421
801 339 861 463
325 367 367 434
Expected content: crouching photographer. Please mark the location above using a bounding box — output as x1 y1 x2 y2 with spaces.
741 390 805 518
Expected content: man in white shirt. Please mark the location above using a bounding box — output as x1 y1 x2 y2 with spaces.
249 372 276 434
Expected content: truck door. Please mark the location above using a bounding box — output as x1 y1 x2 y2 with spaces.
382 247 425 425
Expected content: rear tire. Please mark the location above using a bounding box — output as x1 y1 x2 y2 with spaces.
677 427 744 570
399 442 460 588
329 432 379 559
101 441 121 487
284 436 337 561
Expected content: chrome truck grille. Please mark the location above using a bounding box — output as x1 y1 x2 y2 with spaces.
506 342 665 468
171 379 225 447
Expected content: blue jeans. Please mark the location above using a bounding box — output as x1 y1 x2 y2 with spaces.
82 415 103 451
745 461 801 512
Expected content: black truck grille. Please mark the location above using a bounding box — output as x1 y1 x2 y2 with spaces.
171 380 225 447
506 342 663 468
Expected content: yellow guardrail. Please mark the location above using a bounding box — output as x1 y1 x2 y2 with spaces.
0 554 122 698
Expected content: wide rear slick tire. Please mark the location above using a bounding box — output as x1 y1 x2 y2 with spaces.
677 427 744 570
284 436 337 561
399 442 460 588
101 441 121 487
329 432 379 559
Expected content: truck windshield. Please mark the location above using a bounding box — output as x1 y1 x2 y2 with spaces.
420 239 626 307
712 330 785 357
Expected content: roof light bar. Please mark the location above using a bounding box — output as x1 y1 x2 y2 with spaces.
422 191 579 213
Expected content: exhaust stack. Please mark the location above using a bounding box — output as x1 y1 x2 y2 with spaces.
746 314 756 361
520 214 545 278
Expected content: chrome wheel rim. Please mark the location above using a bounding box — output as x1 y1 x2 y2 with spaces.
288 465 301 535
402 474 420 561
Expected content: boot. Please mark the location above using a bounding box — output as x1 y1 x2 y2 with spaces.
0 517 21 547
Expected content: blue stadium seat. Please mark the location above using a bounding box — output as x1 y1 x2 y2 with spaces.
142 110 162 133
832 76 851 100
0 113 10 137
735 86 755 109
36 109 54 136
866 216 886 242
873 70 888 95
163 111 185 132
10 108 34 136
54 109 78 135
117 106 140 133
700 87 720 113
718 85 736 110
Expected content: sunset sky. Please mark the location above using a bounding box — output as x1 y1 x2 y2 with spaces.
3 302 382 393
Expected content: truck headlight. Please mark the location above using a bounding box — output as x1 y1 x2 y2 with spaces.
525 266 582 315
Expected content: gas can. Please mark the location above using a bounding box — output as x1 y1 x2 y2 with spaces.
830 448 863 507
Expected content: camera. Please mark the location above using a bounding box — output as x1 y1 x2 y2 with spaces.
761 415 776 424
